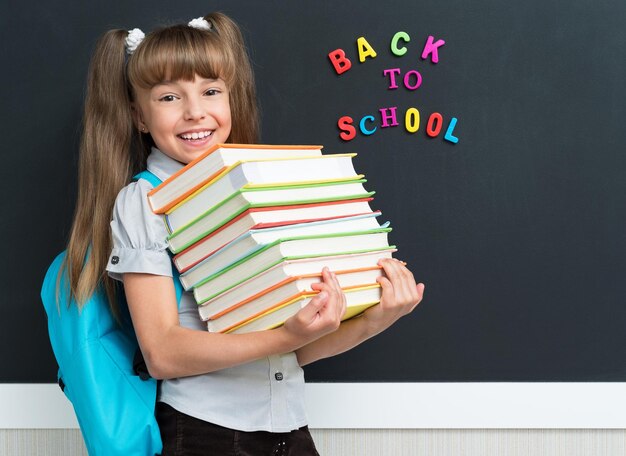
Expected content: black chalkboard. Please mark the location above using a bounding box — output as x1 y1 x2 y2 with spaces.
3 0 625 382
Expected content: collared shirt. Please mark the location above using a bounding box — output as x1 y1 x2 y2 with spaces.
106 148 308 432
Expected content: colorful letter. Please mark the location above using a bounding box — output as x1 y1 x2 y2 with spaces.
391 31 410 56
328 49 352 75
379 107 399 128
403 70 423 90
357 36 378 63
426 112 443 137
421 35 446 64
338 116 356 141
359 115 377 136
444 117 459 144
383 68 402 89
405 108 420 133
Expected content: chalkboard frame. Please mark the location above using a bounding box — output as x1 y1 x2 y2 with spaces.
3 384 626 429
3 4 626 434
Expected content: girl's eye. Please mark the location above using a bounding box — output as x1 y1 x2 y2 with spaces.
159 95 177 102
205 89 219 96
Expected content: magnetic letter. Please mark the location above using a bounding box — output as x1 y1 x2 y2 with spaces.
359 115 377 136
383 68 402 90
328 49 352 75
405 108 420 133
357 36 378 63
379 107 399 128
391 31 411 56
444 117 459 144
403 70 423 90
338 116 356 141
426 112 443 137
421 35 446 64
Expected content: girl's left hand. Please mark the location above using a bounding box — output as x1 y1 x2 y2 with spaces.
362 258 425 332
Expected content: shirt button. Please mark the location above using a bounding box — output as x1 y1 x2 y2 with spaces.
274 372 284 381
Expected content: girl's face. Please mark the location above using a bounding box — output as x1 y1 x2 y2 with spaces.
133 75 232 164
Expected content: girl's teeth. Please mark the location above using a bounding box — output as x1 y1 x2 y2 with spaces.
181 131 212 140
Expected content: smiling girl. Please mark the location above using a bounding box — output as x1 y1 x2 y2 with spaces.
63 12 423 455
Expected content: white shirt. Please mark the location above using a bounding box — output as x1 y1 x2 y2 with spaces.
106 148 308 432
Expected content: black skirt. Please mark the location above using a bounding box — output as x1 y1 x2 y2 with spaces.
156 402 320 456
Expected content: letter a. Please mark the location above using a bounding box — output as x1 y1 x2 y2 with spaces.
357 37 378 63
328 49 352 75
421 35 446 64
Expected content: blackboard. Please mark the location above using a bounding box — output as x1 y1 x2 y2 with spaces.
2 0 625 383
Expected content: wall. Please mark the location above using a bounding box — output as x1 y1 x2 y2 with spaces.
2 430 625 456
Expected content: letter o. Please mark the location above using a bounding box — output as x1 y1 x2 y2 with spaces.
426 112 443 137
405 108 420 133
403 70 423 91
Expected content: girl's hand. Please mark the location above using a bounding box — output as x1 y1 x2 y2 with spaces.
362 258 425 332
283 267 347 344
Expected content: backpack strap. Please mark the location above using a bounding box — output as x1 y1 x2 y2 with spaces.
133 170 184 305
131 170 185 380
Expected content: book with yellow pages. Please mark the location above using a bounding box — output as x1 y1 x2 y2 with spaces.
147 144 323 213
218 284 382 334
193 248 396 305
200 265 385 322
165 177 373 247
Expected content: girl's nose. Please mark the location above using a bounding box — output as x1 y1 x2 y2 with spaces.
184 99 207 120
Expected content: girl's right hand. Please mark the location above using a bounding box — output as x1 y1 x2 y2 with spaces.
283 267 347 344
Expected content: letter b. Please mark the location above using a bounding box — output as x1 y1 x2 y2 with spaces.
328 49 352 75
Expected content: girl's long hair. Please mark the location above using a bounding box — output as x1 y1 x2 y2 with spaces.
63 13 259 313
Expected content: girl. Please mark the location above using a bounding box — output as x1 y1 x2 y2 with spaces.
64 12 424 455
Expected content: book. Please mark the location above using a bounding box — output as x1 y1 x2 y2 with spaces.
162 154 359 240
147 144 324 213
200 265 385 323
172 202 380 272
178 217 387 290
194 248 396 306
183 228 393 292
223 284 382 334
165 177 372 242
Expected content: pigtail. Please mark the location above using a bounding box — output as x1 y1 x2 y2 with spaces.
64 29 138 314
62 13 260 312
205 12 260 144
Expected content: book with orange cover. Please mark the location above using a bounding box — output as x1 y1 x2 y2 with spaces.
147 144 323 213
193 248 395 305
220 284 383 334
159 153 360 242
200 265 385 322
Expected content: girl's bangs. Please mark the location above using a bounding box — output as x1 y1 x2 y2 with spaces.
128 26 235 90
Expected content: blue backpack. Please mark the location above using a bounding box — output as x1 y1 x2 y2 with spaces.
41 171 182 456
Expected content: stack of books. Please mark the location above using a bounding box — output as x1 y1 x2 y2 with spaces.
148 144 396 334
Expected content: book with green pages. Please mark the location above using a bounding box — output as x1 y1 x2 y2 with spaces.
222 284 383 334
172 203 379 272
182 227 392 292
162 154 359 240
179 217 388 290
165 177 373 251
